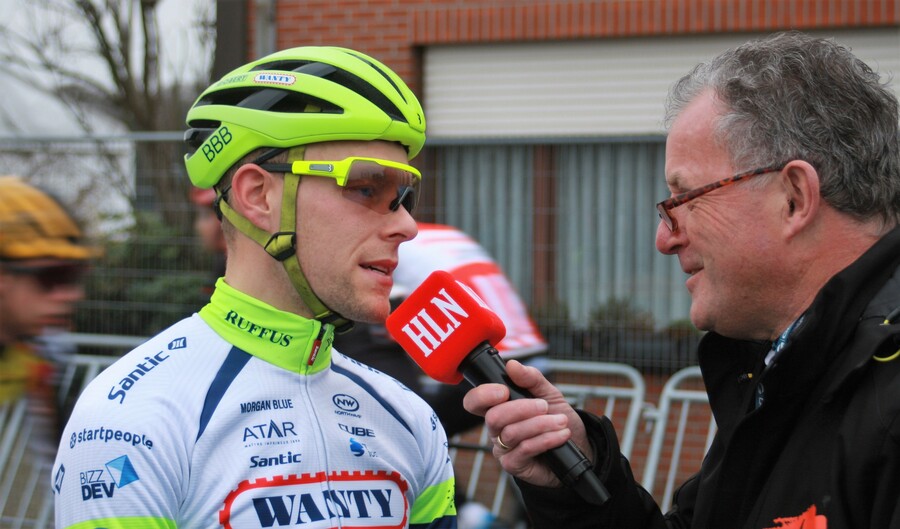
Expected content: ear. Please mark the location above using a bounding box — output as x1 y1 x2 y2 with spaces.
780 160 821 239
228 164 282 232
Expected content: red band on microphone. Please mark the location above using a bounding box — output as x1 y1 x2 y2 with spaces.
386 270 507 384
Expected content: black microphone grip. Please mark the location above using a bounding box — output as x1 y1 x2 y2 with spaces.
459 342 610 506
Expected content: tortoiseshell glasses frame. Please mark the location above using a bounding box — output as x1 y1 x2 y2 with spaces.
656 165 785 232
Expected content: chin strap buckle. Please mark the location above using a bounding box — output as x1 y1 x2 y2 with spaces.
318 312 354 334
264 231 297 261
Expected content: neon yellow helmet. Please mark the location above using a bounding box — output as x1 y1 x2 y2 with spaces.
184 46 426 189
183 46 426 334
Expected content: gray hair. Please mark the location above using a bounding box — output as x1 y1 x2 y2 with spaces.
665 31 900 229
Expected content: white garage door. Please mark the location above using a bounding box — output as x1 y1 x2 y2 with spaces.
423 28 900 139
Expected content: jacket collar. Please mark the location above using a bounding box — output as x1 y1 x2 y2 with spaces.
198 278 335 374
700 226 900 409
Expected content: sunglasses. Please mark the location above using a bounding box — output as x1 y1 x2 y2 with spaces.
259 157 422 215
1 262 88 291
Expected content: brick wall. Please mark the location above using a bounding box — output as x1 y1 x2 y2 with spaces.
266 0 900 94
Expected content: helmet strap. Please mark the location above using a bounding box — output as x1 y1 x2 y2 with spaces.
216 163 354 334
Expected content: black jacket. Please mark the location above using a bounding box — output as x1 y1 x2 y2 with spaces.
519 227 900 529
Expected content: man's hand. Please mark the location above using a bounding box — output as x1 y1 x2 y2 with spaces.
462 360 593 487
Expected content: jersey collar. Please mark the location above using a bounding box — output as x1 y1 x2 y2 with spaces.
199 278 334 374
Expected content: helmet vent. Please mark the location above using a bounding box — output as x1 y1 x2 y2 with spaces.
195 87 342 115
340 50 410 105
252 58 409 124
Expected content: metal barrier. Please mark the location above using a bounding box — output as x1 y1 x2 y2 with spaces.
1 352 118 529
0 330 133 529
545 359 645 459
1 399 54 529
640 365 715 512
449 360 646 522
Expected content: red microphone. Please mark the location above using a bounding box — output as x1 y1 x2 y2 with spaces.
386 270 609 506
386 270 506 384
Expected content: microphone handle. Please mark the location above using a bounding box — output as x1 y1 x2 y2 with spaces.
459 342 610 506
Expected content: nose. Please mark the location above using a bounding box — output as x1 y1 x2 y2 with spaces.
656 218 682 255
390 206 418 242
52 283 86 302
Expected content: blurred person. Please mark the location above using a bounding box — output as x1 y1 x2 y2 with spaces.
463 31 900 528
189 186 226 256
0 175 94 436
336 222 548 438
54 46 456 529
189 185 227 295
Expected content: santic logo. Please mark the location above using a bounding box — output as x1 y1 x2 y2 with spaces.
219 471 409 529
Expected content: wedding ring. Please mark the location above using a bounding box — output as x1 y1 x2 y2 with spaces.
495 433 511 451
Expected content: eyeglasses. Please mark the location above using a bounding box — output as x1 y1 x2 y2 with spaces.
656 165 785 232
259 157 422 215
1 262 88 291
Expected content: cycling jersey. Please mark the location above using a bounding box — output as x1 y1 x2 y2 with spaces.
394 223 546 360
0 342 46 403
53 279 457 529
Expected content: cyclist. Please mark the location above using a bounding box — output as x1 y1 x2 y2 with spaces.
54 46 456 529
0 176 93 429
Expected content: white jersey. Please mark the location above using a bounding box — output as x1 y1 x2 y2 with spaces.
395 223 546 359
53 279 456 529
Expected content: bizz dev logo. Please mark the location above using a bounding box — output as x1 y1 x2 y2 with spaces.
81 455 140 501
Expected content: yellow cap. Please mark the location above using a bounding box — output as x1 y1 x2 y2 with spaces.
0 176 96 260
